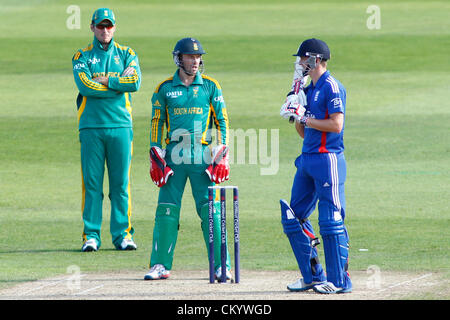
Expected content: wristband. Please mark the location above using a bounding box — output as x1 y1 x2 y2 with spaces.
299 116 308 126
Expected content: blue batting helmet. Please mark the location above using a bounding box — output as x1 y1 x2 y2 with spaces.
293 38 330 60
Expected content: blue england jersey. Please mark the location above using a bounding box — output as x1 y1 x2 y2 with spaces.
302 70 346 153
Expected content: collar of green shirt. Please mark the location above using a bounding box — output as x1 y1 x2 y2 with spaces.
172 69 204 87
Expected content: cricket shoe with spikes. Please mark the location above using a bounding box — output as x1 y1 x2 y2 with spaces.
287 278 325 292
215 267 232 282
144 264 170 280
117 238 137 250
313 281 352 294
81 238 98 252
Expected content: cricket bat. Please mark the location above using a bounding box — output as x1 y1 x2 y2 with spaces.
289 57 309 123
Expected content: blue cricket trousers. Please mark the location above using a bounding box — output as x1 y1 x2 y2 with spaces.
290 152 346 223
290 152 351 289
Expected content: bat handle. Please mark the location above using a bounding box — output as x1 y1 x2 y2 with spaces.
288 79 304 124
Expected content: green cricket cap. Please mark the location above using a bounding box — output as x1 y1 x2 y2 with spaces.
92 8 116 25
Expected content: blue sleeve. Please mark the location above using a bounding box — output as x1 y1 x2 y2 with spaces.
326 82 345 115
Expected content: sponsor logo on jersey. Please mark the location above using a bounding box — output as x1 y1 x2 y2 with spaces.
88 57 101 65
167 91 183 98
330 97 342 108
214 95 224 103
73 63 85 70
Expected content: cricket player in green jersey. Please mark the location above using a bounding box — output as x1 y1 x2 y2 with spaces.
72 8 141 252
144 38 231 280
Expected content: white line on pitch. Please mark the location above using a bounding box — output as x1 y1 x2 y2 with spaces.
72 284 104 296
18 278 67 296
18 274 87 296
377 273 433 293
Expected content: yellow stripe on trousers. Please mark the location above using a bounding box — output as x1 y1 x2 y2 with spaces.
81 164 87 242
124 141 133 240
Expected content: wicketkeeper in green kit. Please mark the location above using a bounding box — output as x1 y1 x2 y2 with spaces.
72 8 141 252
144 38 231 280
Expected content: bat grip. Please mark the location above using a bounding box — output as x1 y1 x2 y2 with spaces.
288 77 306 124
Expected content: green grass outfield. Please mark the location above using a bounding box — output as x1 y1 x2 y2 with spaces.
0 0 449 295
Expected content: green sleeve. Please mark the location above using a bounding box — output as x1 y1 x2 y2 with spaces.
150 90 166 148
108 52 142 93
210 84 229 145
72 51 119 98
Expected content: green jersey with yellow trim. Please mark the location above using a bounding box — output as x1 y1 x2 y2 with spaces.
150 70 229 148
72 37 141 130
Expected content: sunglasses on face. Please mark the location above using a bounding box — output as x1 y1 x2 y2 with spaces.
95 24 114 30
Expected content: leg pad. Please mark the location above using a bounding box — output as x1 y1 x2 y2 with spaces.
281 199 325 284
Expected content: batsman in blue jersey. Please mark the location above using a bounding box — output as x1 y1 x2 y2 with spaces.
279 38 352 294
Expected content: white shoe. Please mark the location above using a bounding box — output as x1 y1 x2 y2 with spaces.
287 278 324 292
215 267 232 282
118 238 137 250
82 239 98 252
144 264 170 280
313 281 352 294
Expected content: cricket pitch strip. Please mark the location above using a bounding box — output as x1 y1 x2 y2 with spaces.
0 270 447 300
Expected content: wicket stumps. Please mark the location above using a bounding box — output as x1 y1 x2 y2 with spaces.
208 186 240 284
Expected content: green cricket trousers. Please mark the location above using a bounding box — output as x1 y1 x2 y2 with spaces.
150 142 230 271
79 127 134 248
